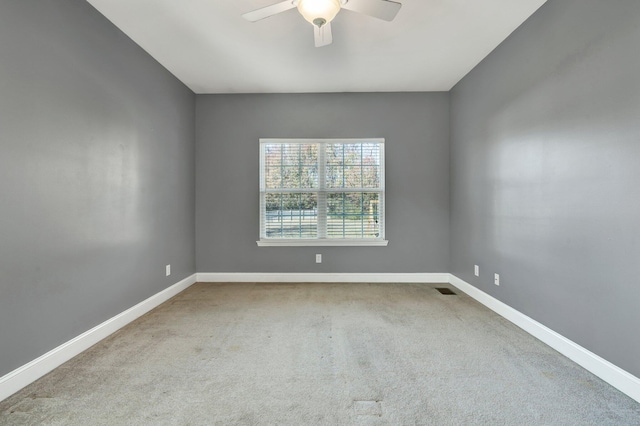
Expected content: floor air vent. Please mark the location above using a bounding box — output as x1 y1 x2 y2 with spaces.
436 288 456 295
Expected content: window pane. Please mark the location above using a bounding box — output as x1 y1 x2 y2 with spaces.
326 143 365 166
361 143 381 165
325 144 344 165
326 192 380 239
264 166 282 189
361 166 380 188
346 166 362 188
325 165 342 188
264 193 317 239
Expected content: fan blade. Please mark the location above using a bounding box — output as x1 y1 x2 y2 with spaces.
314 22 333 47
341 0 401 21
242 1 296 22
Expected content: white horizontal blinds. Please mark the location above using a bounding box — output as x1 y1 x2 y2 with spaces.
325 143 383 239
317 143 327 239
260 139 384 240
261 142 319 239
263 143 318 190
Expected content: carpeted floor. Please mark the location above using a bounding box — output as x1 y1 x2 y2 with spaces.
1 282 639 425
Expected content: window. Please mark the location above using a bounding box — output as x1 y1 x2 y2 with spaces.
258 139 387 246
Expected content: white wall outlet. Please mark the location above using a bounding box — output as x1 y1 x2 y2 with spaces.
316 254 322 263
474 265 479 277
494 273 500 286
166 264 171 276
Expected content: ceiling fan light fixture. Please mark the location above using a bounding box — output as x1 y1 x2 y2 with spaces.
297 0 341 27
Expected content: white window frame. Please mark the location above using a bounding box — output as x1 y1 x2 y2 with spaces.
257 138 388 247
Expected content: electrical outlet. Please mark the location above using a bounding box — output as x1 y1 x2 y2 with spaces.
316 254 322 263
494 273 500 286
166 265 171 276
474 265 479 277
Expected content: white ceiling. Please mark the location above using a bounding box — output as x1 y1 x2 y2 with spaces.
86 0 546 94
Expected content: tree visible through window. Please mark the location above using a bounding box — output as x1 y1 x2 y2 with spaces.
259 139 385 245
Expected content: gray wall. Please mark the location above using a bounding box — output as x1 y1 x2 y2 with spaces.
0 1 196 376
4 0 637 389
450 0 640 377
196 93 449 273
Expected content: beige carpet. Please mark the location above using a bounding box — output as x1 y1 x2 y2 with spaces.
1 282 639 425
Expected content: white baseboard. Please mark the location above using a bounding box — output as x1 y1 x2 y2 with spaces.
448 274 640 404
4 272 637 405
196 272 450 283
0 273 197 403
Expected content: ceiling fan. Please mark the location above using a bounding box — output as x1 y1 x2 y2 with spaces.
242 0 402 47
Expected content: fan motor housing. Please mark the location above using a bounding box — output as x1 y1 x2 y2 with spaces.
313 17 327 27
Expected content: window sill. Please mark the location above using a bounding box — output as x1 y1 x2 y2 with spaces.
256 239 389 247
